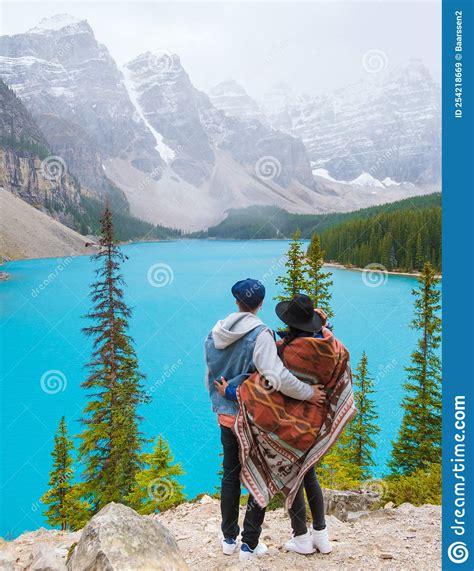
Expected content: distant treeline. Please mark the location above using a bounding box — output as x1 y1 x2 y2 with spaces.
320 205 441 272
195 193 441 240
80 195 182 242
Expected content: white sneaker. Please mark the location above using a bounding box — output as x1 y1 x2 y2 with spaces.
284 531 316 555
222 537 238 555
312 528 333 554
239 541 268 561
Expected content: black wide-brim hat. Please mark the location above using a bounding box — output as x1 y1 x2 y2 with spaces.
275 294 323 333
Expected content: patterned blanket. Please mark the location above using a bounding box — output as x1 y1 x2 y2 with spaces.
235 328 356 509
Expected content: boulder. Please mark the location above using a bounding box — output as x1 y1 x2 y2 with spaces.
0 540 22 570
25 543 68 570
323 489 381 522
66 503 188 571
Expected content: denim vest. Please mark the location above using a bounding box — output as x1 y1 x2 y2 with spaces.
205 324 267 415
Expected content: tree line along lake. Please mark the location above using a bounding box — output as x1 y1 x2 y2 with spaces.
0 239 432 538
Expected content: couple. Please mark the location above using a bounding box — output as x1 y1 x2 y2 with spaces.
205 278 356 562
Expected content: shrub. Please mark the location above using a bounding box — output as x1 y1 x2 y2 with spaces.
383 463 441 506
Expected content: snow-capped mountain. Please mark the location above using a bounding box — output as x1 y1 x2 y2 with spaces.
208 79 267 124
0 14 440 230
0 14 162 195
0 15 332 229
261 60 441 185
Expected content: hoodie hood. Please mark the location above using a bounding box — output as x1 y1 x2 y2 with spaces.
212 312 265 349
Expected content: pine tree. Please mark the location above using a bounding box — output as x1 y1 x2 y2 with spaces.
305 233 334 317
40 417 89 530
415 233 424 271
389 262 442 475
78 203 148 510
317 431 362 490
345 352 380 479
275 229 309 301
126 436 185 514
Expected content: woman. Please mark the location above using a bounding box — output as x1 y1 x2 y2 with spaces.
274 297 337 555
220 294 356 556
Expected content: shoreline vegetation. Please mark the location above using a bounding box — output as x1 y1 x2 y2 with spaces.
0 248 442 279
1 193 441 276
324 262 442 279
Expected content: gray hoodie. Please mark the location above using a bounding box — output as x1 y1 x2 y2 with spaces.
210 312 313 401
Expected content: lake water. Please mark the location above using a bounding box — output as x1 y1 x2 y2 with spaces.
1 240 423 538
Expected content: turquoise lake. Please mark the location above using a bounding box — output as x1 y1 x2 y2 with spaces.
1 240 424 538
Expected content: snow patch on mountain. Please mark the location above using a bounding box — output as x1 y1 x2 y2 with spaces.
350 172 385 189
29 14 83 34
314 168 406 190
312 167 346 184
382 177 401 187
121 65 175 162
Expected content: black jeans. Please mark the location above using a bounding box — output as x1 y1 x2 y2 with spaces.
220 426 266 549
288 467 326 536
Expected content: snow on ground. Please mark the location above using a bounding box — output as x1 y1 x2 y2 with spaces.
350 172 386 189
382 177 401 186
312 168 347 183
121 65 175 162
28 14 82 33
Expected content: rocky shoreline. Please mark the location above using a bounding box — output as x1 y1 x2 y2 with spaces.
0 491 441 570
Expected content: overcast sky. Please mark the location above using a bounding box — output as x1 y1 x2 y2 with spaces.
1 1 441 99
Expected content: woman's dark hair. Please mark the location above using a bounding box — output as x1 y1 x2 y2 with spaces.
277 326 306 358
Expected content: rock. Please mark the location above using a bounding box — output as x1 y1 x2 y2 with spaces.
0 541 22 570
204 523 218 534
25 543 67 570
323 489 381 522
66 502 188 570
199 495 214 505
397 503 416 513
384 501 395 509
380 552 394 560
346 510 371 522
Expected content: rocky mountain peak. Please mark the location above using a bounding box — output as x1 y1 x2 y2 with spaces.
28 13 88 35
208 79 266 123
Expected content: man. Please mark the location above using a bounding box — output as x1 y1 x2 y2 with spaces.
205 278 326 562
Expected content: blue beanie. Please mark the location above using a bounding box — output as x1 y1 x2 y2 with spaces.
232 278 265 308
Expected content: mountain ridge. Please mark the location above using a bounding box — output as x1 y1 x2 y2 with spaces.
0 14 441 231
